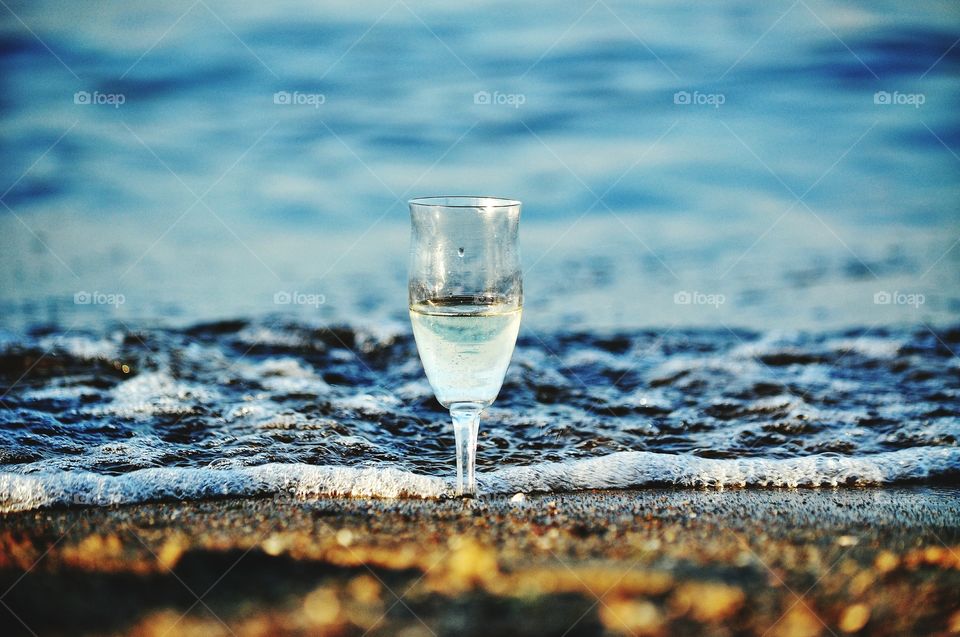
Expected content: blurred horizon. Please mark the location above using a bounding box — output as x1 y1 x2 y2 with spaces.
1 0 958 331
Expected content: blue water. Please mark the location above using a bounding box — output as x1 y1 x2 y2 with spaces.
0 0 958 509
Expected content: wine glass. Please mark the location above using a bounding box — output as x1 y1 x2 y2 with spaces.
408 196 522 496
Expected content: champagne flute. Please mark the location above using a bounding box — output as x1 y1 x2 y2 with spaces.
408 196 522 496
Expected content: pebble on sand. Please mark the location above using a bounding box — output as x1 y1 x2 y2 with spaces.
336 529 354 547
948 609 960 633
839 603 870 633
600 598 663 635
261 534 288 556
510 492 526 503
671 581 745 622
156 536 186 570
446 536 499 587
347 574 381 604
303 586 340 625
774 606 822 637
61 535 128 572
874 551 899 573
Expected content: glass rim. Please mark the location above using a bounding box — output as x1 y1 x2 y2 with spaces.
408 195 521 209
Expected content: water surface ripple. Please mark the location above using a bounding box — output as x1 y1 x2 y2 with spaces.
1 320 957 510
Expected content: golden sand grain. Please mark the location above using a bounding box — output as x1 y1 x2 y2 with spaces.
303 587 340 625
671 581 745 622
839 603 870 633
874 551 899 573
600 598 664 635
773 606 822 637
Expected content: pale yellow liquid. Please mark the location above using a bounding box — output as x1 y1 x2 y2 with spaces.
409 300 522 408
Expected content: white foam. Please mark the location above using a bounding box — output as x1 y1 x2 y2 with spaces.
236 325 309 349
1 447 957 513
23 385 99 401
236 357 331 394
825 336 903 359
336 390 402 415
89 371 218 417
480 447 960 492
0 464 447 512
352 321 407 354
40 334 120 360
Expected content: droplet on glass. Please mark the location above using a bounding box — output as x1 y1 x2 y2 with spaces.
457 247 465 257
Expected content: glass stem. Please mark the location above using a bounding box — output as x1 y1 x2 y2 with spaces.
450 402 482 496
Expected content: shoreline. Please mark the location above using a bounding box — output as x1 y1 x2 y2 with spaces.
2 487 959 636
4 448 960 513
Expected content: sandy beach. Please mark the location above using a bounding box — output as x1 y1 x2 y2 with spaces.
2 1 959 636
2 487 958 636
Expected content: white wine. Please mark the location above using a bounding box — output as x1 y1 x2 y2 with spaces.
409 298 522 408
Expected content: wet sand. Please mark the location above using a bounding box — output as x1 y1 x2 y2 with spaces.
1 487 959 636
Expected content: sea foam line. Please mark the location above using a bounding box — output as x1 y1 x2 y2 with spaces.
1 447 958 512
481 447 960 492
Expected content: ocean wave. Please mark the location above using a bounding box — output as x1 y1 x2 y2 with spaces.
2 447 958 513
481 447 960 492
0 464 448 513
1 321 957 512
